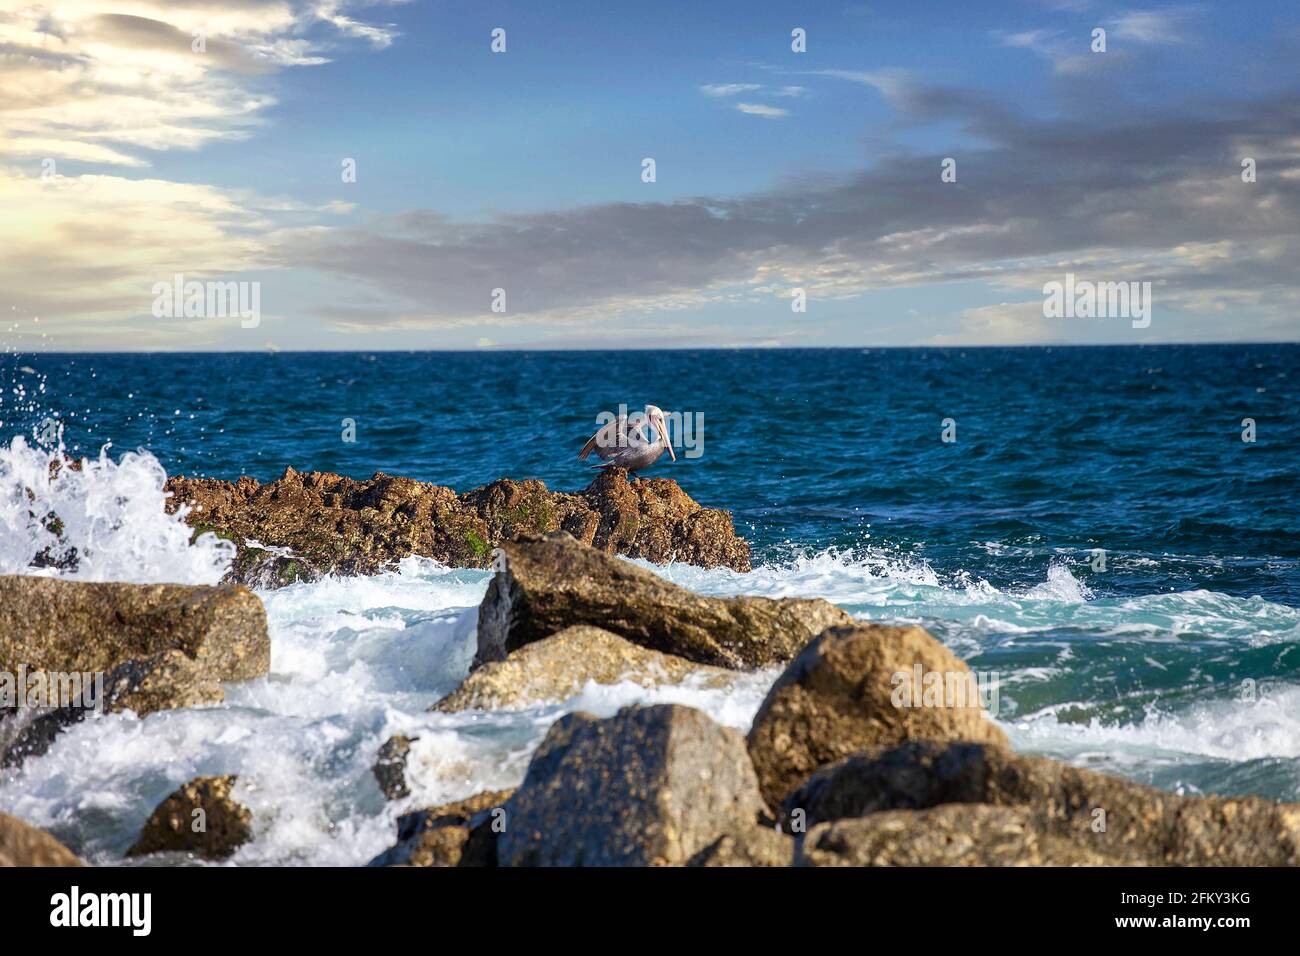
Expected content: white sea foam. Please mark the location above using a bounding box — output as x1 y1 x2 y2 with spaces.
0 436 232 584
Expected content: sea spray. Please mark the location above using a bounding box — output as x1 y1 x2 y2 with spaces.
0 436 233 584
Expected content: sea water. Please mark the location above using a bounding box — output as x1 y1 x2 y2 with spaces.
0 345 1296 865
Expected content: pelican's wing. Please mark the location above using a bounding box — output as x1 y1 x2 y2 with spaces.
579 416 634 460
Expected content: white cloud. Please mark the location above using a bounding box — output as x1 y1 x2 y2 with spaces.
0 1 403 167
735 103 788 119
700 83 761 97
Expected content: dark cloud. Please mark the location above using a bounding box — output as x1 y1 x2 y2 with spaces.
275 77 1300 333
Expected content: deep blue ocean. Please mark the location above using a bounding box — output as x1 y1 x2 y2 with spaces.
3 345 1299 863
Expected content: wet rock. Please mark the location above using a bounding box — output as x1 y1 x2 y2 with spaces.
372 734 417 800
368 789 514 867
688 827 794 867
0 576 269 693
126 775 253 860
0 812 85 866
796 805 1120 867
476 533 851 670
747 623 1008 808
1 651 231 770
434 625 735 713
782 740 1300 866
164 467 750 588
0 577 269 767
498 704 766 867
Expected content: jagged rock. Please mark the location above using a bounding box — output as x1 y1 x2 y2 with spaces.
476 533 851 670
126 775 253 860
0 812 85 866
372 734 416 800
434 625 735 712
0 577 270 768
747 623 1008 809
796 805 1120 867
688 827 794 867
164 467 750 588
368 789 514 867
498 704 766 867
782 741 1300 866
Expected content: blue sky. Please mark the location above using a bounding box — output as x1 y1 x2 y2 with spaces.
3 0 1299 349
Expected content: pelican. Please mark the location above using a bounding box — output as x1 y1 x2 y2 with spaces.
578 404 676 479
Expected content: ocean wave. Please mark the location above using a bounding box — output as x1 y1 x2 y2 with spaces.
0 436 232 584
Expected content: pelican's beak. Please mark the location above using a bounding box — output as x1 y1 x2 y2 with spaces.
659 414 676 461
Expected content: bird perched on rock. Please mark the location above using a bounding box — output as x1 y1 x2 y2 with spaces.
578 405 676 479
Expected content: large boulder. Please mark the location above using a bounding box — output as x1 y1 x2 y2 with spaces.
476 533 851 670
499 705 766 866
0 576 269 691
782 741 1300 866
126 775 253 860
434 625 735 712
164 467 750 588
0 813 85 866
368 789 514 867
0 576 270 767
795 805 1120 867
747 623 1008 808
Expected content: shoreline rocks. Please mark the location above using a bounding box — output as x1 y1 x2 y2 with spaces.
126 775 253 860
0 577 270 768
475 532 851 670
499 705 766 867
164 467 751 588
747 623 1009 809
434 625 736 713
783 741 1300 867
368 789 513 867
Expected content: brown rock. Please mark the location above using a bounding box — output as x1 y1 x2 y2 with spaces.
499 705 766 866
372 734 416 800
434 625 735 712
0 576 270 767
688 827 794 867
0 576 269 692
368 789 514 867
796 805 1121 867
783 740 1300 866
0 813 84 866
476 533 851 670
747 623 1008 809
126 775 253 860
164 467 750 588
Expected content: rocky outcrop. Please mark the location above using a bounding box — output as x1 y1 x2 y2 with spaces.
126 775 253 860
476 533 851 670
434 625 735 713
782 741 1300 867
164 467 751 588
796 805 1120 867
499 705 766 866
372 735 416 800
0 576 270 768
688 827 794 867
0 813 85 866
368 789 514 867
746 623 1008 808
